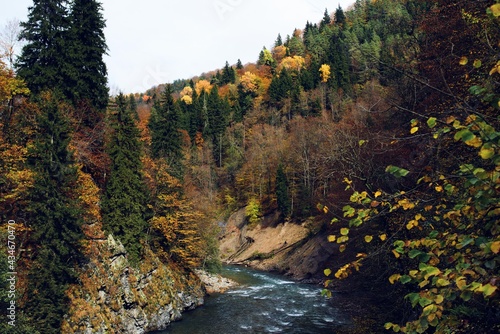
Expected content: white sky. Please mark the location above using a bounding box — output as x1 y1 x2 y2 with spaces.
1 0 354 94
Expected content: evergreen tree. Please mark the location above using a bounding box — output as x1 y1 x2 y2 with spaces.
275 33 283 47
221 61 236 85
206 86 229 167
68 0 108 111
236 58 243 70
335 5 346 27
16 0 71 96
320 8 331 30
102 93 149 264
25 93 84 334
128 93 138 120
276 164 291 218
16 0 108 113
149 84 184 176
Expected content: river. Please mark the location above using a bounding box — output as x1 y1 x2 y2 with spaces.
156 265 351 334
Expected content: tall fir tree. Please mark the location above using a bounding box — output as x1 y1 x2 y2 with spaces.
16 0 108 115
16 0 71 96
25 93 84 334
68 0 109 112
102 93 149 264
149 84 184 177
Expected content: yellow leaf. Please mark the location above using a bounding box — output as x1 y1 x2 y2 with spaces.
389 274 401 284
379 234 387 241
465 136 483 148
392 250 401 258
435 295 444 304
410 126 419 134
435 185 443 192
491 4 500 17
364 235 373 243
456 277 467 291
374 190 382 198
479 146 495 160
327 235 336 243
323 205 329 214
459 56 468 65
324 268 332 277
490 61 500 75
491 241 500 254
340 228 349 236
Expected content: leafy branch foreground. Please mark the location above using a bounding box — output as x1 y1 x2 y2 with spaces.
324 115 499 333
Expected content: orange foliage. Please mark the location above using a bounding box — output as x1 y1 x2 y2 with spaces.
195 79 212 95
278 55 306 73
272 45 287 63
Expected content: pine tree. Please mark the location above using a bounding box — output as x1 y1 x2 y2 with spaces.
236 59 243 70
206 86 229 167
25 93 84 334
16 0 71 96
149 84 184 176
320 8 331 30
128 93 138 120
335 5 346 27
221 61 235 85
16 0 108 114
102 93 149 264
68 0 108 111
275 33 283 47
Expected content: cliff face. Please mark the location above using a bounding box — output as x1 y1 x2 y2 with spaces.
62 235 205 334
219 209 336 281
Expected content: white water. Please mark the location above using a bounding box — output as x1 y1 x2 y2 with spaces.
156 266 350 334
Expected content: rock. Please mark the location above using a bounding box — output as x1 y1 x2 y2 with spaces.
195 269 238 294
63 234 205 333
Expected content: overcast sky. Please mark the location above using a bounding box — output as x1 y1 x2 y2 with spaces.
1 0 354 94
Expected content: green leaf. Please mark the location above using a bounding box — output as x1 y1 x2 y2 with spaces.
427 117 437 128
385 165 410 178
343 205 355 217
478 283 497 297
454 129 475 142
460 290 473 301
400 275 412 284
340 228 349 236
473 59 482 68
419 297 433 307
408 249 422 259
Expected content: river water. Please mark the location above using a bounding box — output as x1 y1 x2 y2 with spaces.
157 266 350 334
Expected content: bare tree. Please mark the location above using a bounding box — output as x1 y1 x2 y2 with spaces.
0 19 22 68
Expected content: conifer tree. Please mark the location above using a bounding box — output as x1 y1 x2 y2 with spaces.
16 0 108 114
149 84 184 176
128 93 138 120
16 0 71 96
335 5 346 27
68 0 108 111
275 33 283 47
236 59 243 70
221 61 236 85
102 93 149 264
25 93 84 334
320 8 331 30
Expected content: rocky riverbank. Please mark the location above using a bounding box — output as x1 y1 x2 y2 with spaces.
219 208 336 281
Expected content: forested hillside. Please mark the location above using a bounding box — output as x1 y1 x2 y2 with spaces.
1 0 499 333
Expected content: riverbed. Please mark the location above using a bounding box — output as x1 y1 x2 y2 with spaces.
155 265 351 334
